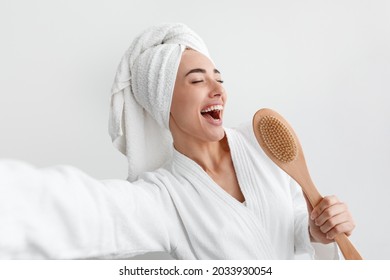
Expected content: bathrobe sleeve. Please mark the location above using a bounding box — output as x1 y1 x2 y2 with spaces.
290 177 341 259
0 160 176 259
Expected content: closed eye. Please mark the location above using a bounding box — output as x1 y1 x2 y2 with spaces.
191 79 224 84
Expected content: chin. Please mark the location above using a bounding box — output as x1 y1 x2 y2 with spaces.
208 127 225 142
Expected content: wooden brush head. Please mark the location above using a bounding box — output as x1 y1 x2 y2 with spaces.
257 115 298 163
253 108 304 170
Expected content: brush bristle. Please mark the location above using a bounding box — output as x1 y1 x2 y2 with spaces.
258 115 298 163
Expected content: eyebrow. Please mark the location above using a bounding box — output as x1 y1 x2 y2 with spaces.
185 68 221 77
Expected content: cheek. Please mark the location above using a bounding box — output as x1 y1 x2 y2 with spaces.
171 93 199 121
175 89 201 109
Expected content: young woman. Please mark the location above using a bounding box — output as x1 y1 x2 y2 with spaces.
0 23 354 259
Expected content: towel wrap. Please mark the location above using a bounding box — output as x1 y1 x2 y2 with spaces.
109 23 210 181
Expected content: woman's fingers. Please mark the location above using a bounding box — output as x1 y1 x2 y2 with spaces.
325 220 355 239
310 195 339 220
310 195 356 240
314 203 347 227
319 212 355 239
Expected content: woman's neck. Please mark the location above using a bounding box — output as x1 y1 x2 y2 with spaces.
173 135 230 173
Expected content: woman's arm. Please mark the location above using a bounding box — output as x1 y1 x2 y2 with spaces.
0 160 175 259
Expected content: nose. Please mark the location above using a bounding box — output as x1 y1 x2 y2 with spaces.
209 80 224 98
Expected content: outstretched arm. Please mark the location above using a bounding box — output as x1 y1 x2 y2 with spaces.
0 160 175 259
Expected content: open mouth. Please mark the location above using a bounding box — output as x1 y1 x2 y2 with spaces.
200 105 223 122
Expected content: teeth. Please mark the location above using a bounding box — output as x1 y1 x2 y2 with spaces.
201 105 224 113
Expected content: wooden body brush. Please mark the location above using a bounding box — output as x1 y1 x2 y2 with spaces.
253 108 362 260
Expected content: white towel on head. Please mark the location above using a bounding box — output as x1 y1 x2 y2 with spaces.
109 23 210 181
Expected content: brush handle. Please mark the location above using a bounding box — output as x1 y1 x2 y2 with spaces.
252 108 363 260
334 233 363 260
299 176 363 260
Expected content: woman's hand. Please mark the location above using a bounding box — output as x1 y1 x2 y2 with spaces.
308 195 356 244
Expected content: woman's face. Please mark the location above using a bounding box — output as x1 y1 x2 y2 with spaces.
169 49 227 144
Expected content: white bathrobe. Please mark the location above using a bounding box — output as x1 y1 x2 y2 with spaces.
0 122 339 259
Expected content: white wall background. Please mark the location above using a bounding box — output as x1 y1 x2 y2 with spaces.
0 0 389 260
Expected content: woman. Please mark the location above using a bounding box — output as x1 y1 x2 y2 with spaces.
169 47 354 248
0 23 354 259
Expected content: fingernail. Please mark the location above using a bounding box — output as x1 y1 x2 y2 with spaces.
310 213 315 220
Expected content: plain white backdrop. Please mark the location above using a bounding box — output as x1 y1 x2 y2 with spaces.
0 0 389 259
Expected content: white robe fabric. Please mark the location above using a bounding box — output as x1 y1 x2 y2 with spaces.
0 122 339 259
